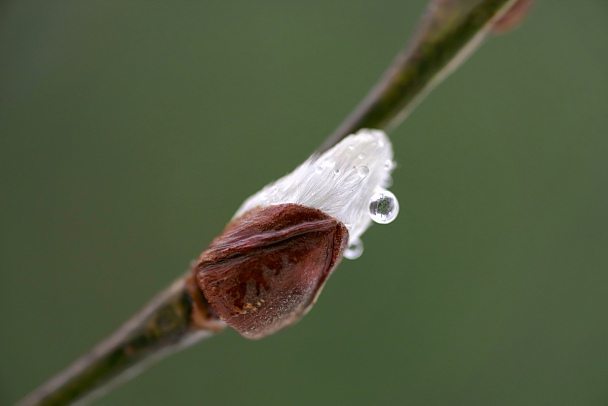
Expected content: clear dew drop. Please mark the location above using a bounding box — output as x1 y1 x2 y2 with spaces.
369 189 399 224
381 175 393 188
344 239 364 260
323 158 336 169
357 165 369 178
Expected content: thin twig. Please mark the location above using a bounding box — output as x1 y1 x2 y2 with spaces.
17 275 225 406
17 0 521 404
318 0 517 153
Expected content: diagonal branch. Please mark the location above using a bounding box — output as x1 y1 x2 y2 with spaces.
17 1 525 404
318 0 517 153
17 276 225 406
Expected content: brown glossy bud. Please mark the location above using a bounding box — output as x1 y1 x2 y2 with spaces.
195 203 349 339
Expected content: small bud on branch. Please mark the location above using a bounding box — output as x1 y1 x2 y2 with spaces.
195 129 398 338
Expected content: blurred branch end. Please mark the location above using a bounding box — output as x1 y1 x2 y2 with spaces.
318 0 533 153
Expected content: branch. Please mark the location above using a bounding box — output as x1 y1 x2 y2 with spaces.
318 0 518 153
17 276 225 406
17 0 527 404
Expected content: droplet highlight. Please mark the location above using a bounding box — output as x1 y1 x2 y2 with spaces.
369 189 399 224
357 166 369 179
344 239 364 260
381 175 393 188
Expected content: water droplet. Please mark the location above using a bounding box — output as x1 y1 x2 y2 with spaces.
384 159 394 170
358 153 366 159
323 158 335 169
357 166 369 178
315 166 323 174
344 239 364 260
369 189 399 224
381 175 393 188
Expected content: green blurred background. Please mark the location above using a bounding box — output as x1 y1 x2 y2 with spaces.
1 1 607 405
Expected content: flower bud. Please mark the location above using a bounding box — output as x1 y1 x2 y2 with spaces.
195 129 398 339
196 204 348 339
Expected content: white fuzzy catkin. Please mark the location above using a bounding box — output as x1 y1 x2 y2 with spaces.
234 129 395 245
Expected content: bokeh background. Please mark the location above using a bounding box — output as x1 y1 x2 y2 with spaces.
2 1 607 405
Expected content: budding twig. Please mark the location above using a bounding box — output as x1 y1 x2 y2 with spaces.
17 1 529 405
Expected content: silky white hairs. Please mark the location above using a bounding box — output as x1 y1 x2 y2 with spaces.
234 129 396 246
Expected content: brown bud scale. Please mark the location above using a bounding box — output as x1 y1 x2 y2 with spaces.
195 203 348 339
